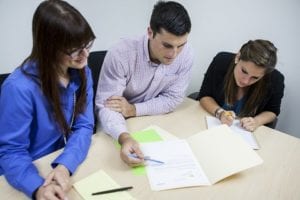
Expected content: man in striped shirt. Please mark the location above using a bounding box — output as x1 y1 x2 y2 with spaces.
95 1 193 166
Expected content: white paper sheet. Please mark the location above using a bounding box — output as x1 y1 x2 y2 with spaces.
141 140 210 191
206 116 259 149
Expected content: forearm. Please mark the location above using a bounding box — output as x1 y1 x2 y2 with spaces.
199 96 221 116
52 128 92 174
99 108 128 140
0 158 44 197
135 94 184 116
253 111 277 126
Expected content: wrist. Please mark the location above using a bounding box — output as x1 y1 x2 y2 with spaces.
130 104 136 117
214 107 225 119
118 132 131 145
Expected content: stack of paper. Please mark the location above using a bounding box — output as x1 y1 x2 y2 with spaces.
140 125 263 191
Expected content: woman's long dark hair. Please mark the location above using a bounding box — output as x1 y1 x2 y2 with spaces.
223 39 277 117
22 0 95 136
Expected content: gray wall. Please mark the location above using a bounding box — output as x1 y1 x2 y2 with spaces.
1 0 299 137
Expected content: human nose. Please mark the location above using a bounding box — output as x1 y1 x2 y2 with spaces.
241 76 251 85
79 48 90 58
167 48 178 58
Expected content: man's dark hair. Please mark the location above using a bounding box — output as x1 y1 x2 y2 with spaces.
150 1 191 36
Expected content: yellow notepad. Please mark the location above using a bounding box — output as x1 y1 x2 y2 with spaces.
73 170 135 200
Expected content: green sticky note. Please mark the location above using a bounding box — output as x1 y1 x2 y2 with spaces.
131 129 162 142
131 129 162 175
115 129 163 175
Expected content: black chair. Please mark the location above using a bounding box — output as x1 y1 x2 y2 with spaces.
0 73 10 95
188 92 199 100
265 118 278 129
87 51 107 132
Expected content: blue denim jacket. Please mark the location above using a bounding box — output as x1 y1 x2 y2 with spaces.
0 61 94 197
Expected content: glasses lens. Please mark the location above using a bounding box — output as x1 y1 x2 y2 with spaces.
70 49 81 58
68 40 94 58
86 40 94 50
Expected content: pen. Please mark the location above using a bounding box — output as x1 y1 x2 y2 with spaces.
224 111 235 119
92 186 133 195
128 154 164 164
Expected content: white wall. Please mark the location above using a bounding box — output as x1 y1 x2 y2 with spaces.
1 0 299 138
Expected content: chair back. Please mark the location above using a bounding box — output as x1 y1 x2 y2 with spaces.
88 51 107 99
0 73 10 95
87 51 107 132
265 117 278 129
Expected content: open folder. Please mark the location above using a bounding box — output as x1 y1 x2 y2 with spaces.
140 125 263 191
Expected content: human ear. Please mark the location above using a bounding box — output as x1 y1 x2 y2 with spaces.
235 52 241 64
147 27 154 39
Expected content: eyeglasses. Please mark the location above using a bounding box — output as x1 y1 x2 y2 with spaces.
66 40 94 59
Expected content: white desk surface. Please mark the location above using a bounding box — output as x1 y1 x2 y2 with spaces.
1 98 300 200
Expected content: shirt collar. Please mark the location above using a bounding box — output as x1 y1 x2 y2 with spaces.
142 34 160 67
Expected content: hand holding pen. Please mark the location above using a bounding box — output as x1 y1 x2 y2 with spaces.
128 154 164 165
220 110 236 126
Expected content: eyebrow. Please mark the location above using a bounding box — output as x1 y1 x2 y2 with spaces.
241 67 260 79
162 41 187 49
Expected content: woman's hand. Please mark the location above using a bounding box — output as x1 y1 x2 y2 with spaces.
43 165 71 192
35 182 66 200
220 110 236 126
240 117 258 132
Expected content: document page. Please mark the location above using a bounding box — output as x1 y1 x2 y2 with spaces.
140 139 210 191
206 116 259 149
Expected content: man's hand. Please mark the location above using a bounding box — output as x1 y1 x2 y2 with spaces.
240 117 259 132
43 165 71 193
118 133 144 167
105 96 136 118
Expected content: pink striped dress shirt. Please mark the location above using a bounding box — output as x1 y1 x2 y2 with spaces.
95 34 193 139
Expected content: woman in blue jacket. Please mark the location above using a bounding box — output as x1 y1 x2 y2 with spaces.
0 0 95 199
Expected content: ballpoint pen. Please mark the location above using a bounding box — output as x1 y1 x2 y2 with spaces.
92 186 133 195
128 154 164 164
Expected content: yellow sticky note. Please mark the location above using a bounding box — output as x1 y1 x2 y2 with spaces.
73 170 135 200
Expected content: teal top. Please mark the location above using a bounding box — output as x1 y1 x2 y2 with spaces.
223 96 245 115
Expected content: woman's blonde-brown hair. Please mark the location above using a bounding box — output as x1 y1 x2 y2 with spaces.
223 39 277 117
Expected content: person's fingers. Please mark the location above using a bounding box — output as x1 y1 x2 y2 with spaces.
107 106 122 112
132 145 144 158
43 172 55 187
107 96 124 101
53 175 69 192
53 184 65 200
43 184 64 200
105 101 121 107
120 139 144 166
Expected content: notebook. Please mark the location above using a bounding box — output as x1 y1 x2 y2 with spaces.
73 170 135 200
